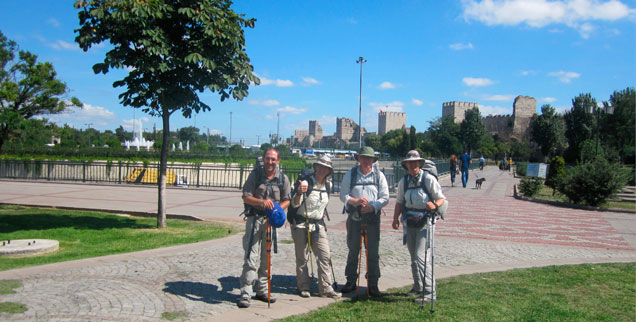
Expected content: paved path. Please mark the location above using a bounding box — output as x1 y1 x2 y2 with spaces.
0 167 635 321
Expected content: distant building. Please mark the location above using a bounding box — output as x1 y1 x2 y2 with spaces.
309 120 323 140
336 117 365 143
378 111 406 135
442 101 479 124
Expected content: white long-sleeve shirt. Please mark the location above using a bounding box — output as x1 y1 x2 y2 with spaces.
339 165 389 214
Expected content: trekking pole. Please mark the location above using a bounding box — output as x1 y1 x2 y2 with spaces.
430 214 437 314
303 193 316 290
357 222 363 298
266 217 272 308
362 217 370 297
420 215 431 310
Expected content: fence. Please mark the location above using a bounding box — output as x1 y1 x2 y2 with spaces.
0 158 462 193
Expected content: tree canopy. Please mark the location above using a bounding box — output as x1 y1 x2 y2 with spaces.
0 30 81 152
564 93 596 162
531 104 566 160
460 107 485 152
75 0 258 227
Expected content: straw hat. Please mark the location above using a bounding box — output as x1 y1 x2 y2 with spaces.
401 150 425 170
354 146 378 162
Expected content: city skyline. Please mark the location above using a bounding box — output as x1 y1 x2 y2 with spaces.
0 1 633 146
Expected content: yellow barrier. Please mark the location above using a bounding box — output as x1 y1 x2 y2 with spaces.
125 168 176 185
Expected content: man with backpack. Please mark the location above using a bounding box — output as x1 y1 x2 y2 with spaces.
238 148 291 308
391 150 446 304
288 155 341 299
339 146 389 297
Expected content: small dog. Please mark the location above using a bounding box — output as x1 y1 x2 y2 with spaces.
475 178 486 189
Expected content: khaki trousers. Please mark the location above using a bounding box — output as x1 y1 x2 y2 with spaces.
239 216 269 297
406 222 436 299
290 224 336 295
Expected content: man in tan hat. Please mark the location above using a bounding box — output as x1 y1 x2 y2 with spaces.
339 146 389 297
289 155 341 299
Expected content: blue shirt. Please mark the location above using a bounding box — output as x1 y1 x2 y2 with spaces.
460 153 471 171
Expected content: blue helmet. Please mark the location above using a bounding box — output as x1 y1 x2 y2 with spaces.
267 201 286 228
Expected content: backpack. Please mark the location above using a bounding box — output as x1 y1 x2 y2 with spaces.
343 164 382 216
243 162 285 217
402 160 448 220
287 168 331 225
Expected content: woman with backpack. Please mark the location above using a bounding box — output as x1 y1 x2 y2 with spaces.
289 155 341 299
391 150 446 304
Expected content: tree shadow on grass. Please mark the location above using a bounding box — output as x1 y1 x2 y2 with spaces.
0 213 153 233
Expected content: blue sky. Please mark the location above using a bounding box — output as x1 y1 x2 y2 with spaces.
0 0 634 146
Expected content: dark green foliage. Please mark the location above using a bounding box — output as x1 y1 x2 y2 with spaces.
427 115 462 157
460 107 486 152
515 162 527 176
545 156 565 194
518 177 543 197
531 104 566 159
556 157 631 206
563 93 596 163
601 87 635 164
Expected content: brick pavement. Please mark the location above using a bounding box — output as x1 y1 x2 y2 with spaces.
0 167 635 321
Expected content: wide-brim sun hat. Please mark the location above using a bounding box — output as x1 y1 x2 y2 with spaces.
354 146 378 162
313 155 333 176
401 150 425 170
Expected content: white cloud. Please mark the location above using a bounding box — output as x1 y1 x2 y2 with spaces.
463 77 494 87
449 42 475 50
47 18 60 28
46 103 118 129
378 81 396 89
461 0 634 37
521 70 537 76
369 101 405 113
412 98 424 106
257 74 294 87
548 70 581 83
51 40 80 51
249 99 280 106
542 97 557 102
482 94 516 101
276 106 307 114
302 77 320 86
479 104 512 116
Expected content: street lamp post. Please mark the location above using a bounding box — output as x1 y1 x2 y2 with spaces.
356 56 367 149
229 111 233 146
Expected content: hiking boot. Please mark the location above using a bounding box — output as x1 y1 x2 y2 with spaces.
299 290 311 298
340 281 356 293
255 293 276 303
320 290 342 299
237 294 250 308
407 288 421 297
368 285 382 297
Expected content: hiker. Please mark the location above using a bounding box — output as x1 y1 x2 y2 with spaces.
339 146 389 297
392 150 446 304
449 154 457 187
238 148 291 308
460 151 471 188
289 155 341 299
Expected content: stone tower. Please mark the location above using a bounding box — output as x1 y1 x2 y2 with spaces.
512 96 536 139
378 111 406 135
442 101 479 123
309 120 323 140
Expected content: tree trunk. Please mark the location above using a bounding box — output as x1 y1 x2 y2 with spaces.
157 111 170 228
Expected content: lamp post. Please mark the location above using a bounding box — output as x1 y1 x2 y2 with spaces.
356 56 367 149
229 111 233 146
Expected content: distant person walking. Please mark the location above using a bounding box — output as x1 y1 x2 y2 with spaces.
238 148 291 308
449 154 457 187
479 156 485 170
508 157 513 173
460 151 471 188
339 146 389 297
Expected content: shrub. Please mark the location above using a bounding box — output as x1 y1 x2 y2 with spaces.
557 157 631 207
518 177 543 197
545 156 565 194
515 162 527 176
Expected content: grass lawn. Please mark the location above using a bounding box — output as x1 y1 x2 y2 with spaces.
284 263 635 321
533 185 636 212
0 205 238 271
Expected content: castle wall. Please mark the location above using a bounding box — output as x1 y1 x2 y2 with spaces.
483 115 512 137
309 120 323 140
378 111 406 135
512 96 536 139
442 101 478 123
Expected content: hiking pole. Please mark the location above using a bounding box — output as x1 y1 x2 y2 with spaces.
429 214 437 314
420 215 431 310
363 216 370 297
266 217 272 308
303 192 316 291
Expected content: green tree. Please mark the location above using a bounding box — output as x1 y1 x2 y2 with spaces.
564 93 596 163
364 134 382 152
0 30 81 153
428 116 462 157
381 129 407 157
460 107 486 152
408 125 417 150
76 0 258 228
601 87 635 164
178 126 200 144
531 104 566 160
